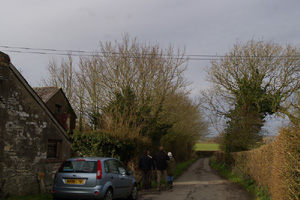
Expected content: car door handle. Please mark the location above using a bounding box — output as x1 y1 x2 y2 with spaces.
110 176 114 179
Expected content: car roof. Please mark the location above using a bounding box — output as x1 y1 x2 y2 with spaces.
65 157 118 162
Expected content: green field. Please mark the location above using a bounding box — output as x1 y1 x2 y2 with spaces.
194 143 219 151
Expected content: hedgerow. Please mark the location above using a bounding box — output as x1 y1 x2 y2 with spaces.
70 130 150 164
218 126 300 199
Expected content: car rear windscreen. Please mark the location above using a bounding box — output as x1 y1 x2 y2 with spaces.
60 161 98 173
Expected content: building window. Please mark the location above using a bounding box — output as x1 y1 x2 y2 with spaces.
55 104 62 114
47 140 61 159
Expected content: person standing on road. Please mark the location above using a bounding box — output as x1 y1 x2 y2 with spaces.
167 152 176 189
139 150 155 190
153 146 170 190
147 150 155 189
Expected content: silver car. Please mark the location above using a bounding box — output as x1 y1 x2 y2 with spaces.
52 157 138 200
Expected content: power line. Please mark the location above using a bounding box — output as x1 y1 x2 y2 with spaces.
1 45 300 61
0 45 216 58
3 49 220 60
0 46 220 61
3 50 83 57
0 45 87 53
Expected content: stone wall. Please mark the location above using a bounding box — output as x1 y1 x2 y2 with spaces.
0 55 71 197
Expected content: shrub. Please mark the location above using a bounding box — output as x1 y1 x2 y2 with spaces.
71 130 150 164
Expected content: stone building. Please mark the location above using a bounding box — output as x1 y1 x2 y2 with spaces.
0 52 71 197
33 87 77 134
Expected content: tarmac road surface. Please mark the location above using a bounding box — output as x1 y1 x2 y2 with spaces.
138 158 253 200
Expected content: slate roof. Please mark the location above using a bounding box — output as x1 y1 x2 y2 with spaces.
33 86 77 118
33 87 60 102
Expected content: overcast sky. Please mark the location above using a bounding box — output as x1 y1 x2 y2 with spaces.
1 0 299 135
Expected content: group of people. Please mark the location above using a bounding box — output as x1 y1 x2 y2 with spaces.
138 146 176 190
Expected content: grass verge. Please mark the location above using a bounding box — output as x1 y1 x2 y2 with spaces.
1 194 52 200
210 156 270 200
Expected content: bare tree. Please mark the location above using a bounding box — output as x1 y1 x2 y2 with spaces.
41 53 88 130
41 53 75 100
41 34 209 152
76 34 190 131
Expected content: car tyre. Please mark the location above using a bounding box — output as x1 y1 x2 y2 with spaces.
127 184 138 200
104 189 113 200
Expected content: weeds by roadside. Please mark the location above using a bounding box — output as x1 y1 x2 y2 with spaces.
174 158 198 178
210 156 270 200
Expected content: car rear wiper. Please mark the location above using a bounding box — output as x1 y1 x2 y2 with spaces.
63 169 74 172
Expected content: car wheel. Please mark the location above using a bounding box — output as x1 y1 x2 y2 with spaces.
104 189 113 200
127 184 138 200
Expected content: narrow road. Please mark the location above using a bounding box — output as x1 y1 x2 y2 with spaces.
139 158 253 200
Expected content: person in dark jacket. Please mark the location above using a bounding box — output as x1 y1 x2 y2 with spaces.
139 150 155 190
153 146 170 190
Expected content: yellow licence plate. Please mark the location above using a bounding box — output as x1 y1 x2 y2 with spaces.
66 179 85 184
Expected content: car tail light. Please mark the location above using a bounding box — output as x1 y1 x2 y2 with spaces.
76 159 86 161
54 160 65 178
97 160 102 179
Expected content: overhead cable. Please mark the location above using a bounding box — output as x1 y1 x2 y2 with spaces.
1 45 299 61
